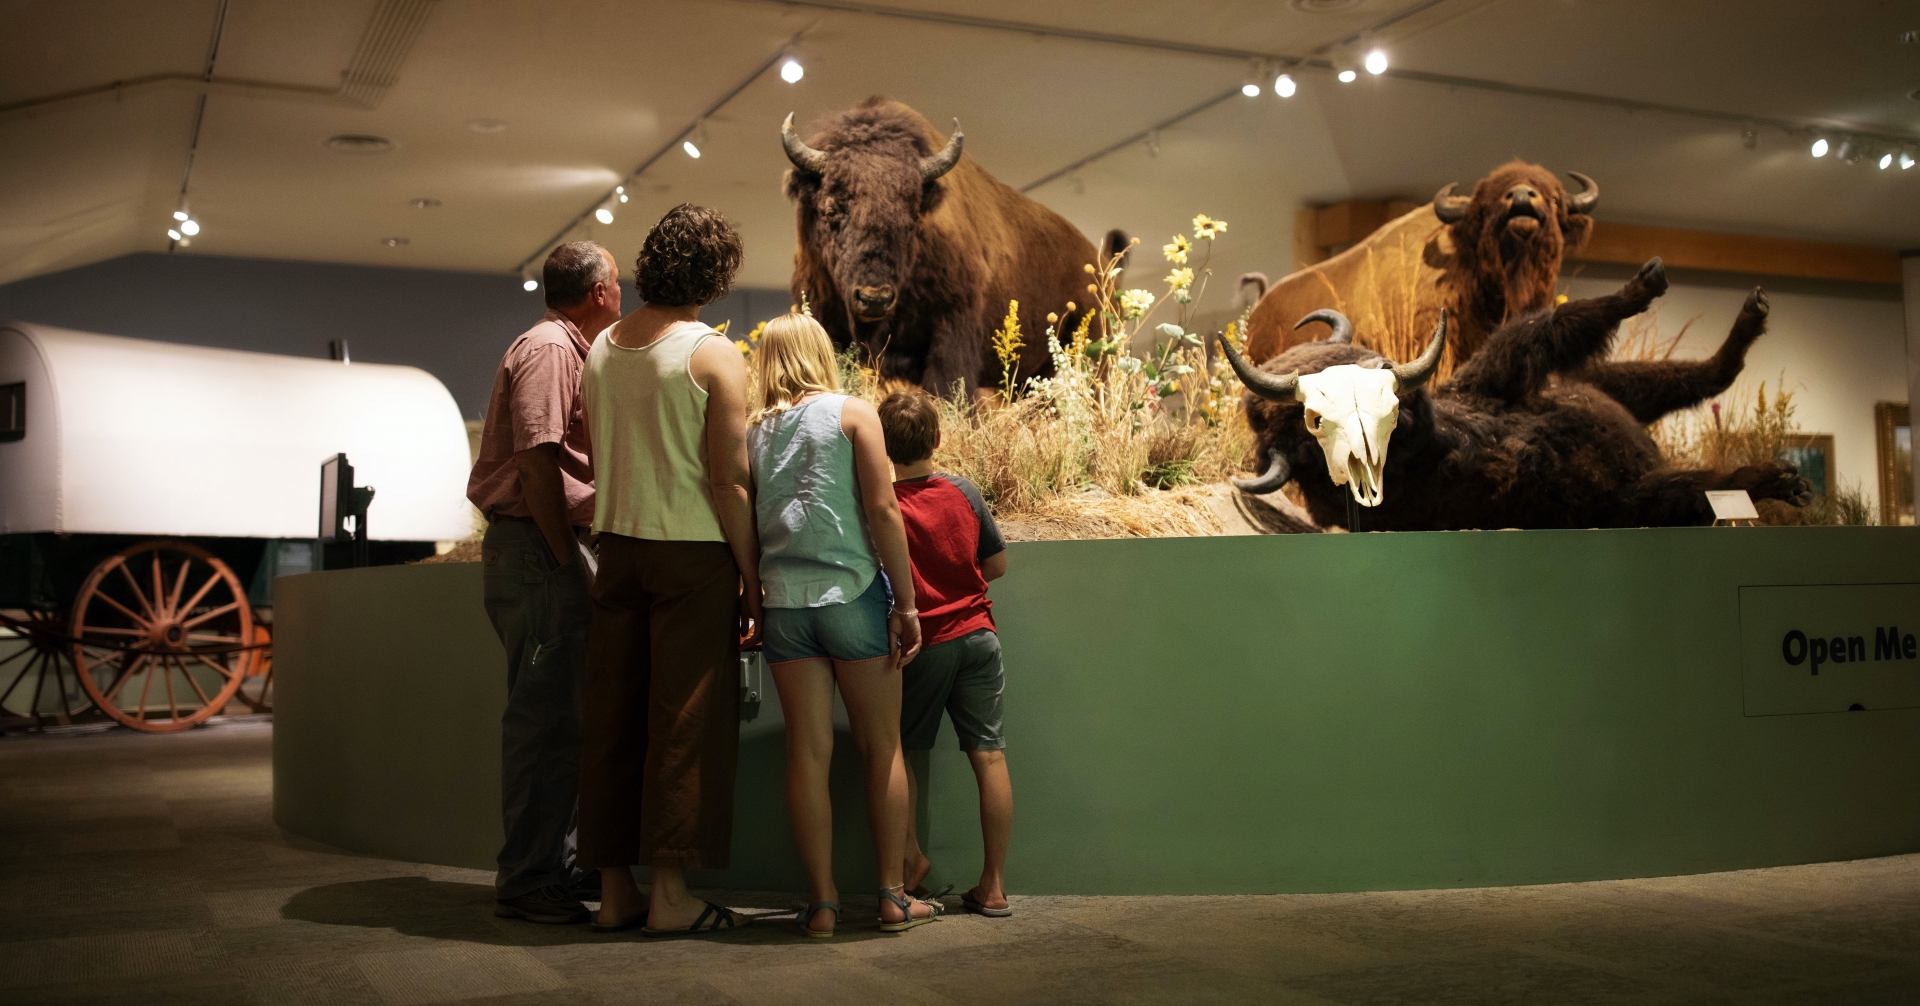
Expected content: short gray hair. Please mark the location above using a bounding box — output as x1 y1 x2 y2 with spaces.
543 241 611 308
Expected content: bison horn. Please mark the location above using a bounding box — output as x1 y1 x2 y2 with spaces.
1294 309 1353 345
781 112 828 176
920 119 964 180
1566 171 1599 214
1391 309 1447 393
1216 330 1299 402
1432 182 1470 224
1232 447 1292 495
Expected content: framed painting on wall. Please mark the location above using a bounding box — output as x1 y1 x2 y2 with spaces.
1781 433 1835 500
1874 402 1912 526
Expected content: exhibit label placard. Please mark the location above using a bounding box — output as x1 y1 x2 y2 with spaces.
1739 583 1920 716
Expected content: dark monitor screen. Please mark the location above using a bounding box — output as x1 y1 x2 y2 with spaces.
319 453 351 541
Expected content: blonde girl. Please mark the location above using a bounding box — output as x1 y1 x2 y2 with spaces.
746 313 938 937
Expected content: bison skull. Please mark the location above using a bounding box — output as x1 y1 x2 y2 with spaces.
1219 309 1449 509
1297 364 1399 506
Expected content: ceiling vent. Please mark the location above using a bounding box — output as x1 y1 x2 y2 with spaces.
325 134 394 154
1290 0 1364 12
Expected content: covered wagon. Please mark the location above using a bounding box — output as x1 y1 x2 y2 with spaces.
0 321 472 730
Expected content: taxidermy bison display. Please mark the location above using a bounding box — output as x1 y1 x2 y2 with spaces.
783 97 1123 393
1241 160 1599 379
1219 258 1814 531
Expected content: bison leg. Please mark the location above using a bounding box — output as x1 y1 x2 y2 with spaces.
920 319 986 399
1450 258 1670 403
1613 460 1812 527
1578 288 1769 424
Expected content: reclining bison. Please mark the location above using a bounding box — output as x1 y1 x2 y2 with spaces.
1242 160 1597 378
1219 258 1812 531
782 97 1122 393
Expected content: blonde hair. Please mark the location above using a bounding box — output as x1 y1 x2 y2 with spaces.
752 313 841 422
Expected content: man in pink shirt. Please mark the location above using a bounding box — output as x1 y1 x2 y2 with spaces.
467 241 620 924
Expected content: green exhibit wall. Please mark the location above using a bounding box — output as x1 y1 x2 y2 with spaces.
274 527 1920 895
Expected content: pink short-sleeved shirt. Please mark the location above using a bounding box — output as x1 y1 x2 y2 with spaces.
466 311 596 526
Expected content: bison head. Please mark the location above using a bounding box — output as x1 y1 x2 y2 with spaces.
782 102 964 339
1220 309 1447 507
1433 161 1596 327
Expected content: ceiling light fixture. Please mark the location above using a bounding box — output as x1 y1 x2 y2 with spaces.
324 134 394 154
410 198 441 209
1881 152 1895 169
1902 151 1916 169
1811 136 1829 157
167 228 183 241
1274 73 1297 98
1740 122 1757 149
1364 49 1388 74
594 204 615 225
382 237 408 247
1338 69 1357 83
522 274 539 292
683 121 706 159
467 118 507 133
1837 137 1859 163
179 218 200 236
780 57 804 83
616 184 629 203
173 210 190 222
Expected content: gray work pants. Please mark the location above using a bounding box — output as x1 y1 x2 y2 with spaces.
481 518 594 899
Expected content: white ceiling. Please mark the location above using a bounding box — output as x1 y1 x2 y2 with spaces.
3 0 1919 295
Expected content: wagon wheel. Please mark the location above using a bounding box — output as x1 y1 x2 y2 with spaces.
0 610 96 727
70 540 253 733
235 620 272 713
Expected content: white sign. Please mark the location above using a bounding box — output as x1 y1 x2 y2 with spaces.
1706 490 1759 522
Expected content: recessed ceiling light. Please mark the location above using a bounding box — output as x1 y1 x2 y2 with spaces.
467 118 508 133
382 237 409 247
324 134 394 154
410 198 441 209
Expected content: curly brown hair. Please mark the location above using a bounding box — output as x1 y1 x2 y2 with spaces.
634 204 743 307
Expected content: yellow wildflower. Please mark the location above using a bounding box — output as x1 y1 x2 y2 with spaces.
1119 288 1155 319
1162 234 1190 264
1192 214 1227 240
1164 268 1194 290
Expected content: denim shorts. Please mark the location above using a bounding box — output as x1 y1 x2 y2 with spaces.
762 575 891 664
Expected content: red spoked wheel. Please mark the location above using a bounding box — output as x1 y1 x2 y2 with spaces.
0 610 96 727
235 619 272 713
70 540 254 733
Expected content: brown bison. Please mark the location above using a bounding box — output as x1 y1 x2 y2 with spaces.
1220 258 1812 531
782 97 1121 393
1242 160 1598 380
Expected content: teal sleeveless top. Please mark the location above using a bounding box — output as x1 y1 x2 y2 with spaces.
748 394 879 608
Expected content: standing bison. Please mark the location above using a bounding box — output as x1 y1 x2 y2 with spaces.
783 97 1121 393
1221 259 1813 531
1242 161 1598 379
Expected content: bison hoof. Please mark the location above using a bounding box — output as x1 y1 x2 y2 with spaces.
1756 466 1813 507
1743 287 1770 318
1635 257 1668 297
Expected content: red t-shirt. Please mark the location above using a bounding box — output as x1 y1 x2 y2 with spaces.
893 473 1006 646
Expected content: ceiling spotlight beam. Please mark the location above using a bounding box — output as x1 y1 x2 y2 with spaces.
511 25 811 277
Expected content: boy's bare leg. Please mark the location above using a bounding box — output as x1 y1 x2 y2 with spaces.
966 749 1012 910
597 866 643 927
902 759 932 893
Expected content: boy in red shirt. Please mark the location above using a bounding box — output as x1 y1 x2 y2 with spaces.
878 391 1014 917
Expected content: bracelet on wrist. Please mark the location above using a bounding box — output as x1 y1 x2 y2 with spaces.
893 608 918 617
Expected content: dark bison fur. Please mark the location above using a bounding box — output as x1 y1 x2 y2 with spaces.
784 97 1117 394
1239 258 1811 531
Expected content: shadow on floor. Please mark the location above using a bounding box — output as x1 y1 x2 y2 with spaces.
278 876 882 946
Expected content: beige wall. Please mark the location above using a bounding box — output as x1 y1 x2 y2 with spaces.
1567 265 1907 514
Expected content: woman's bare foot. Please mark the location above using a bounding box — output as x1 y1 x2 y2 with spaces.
596 868 646 928
903 854 933 896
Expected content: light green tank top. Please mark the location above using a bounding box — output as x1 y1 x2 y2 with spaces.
582 320 726 542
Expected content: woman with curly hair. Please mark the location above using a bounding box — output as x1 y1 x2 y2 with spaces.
578 204 760 937
747 312 938 937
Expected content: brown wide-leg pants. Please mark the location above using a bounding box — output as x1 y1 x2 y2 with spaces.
578 533 740 870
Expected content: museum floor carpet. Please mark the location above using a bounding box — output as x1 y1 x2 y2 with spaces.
2 720 1917 1006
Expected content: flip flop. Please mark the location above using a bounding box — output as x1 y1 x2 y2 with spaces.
961 890 1013 917
642 901 749 938
798 901 839 939
589 910 648 934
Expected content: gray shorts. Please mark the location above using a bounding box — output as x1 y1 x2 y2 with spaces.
900 628 1005 752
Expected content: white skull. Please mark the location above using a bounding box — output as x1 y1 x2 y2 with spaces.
1294 364 1399 507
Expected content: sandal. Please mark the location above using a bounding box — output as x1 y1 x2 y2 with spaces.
641 901 749 938
961 889 1013 917
877 884 941 933
589 911 649 933
798 901 839 939
907 882 954 901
